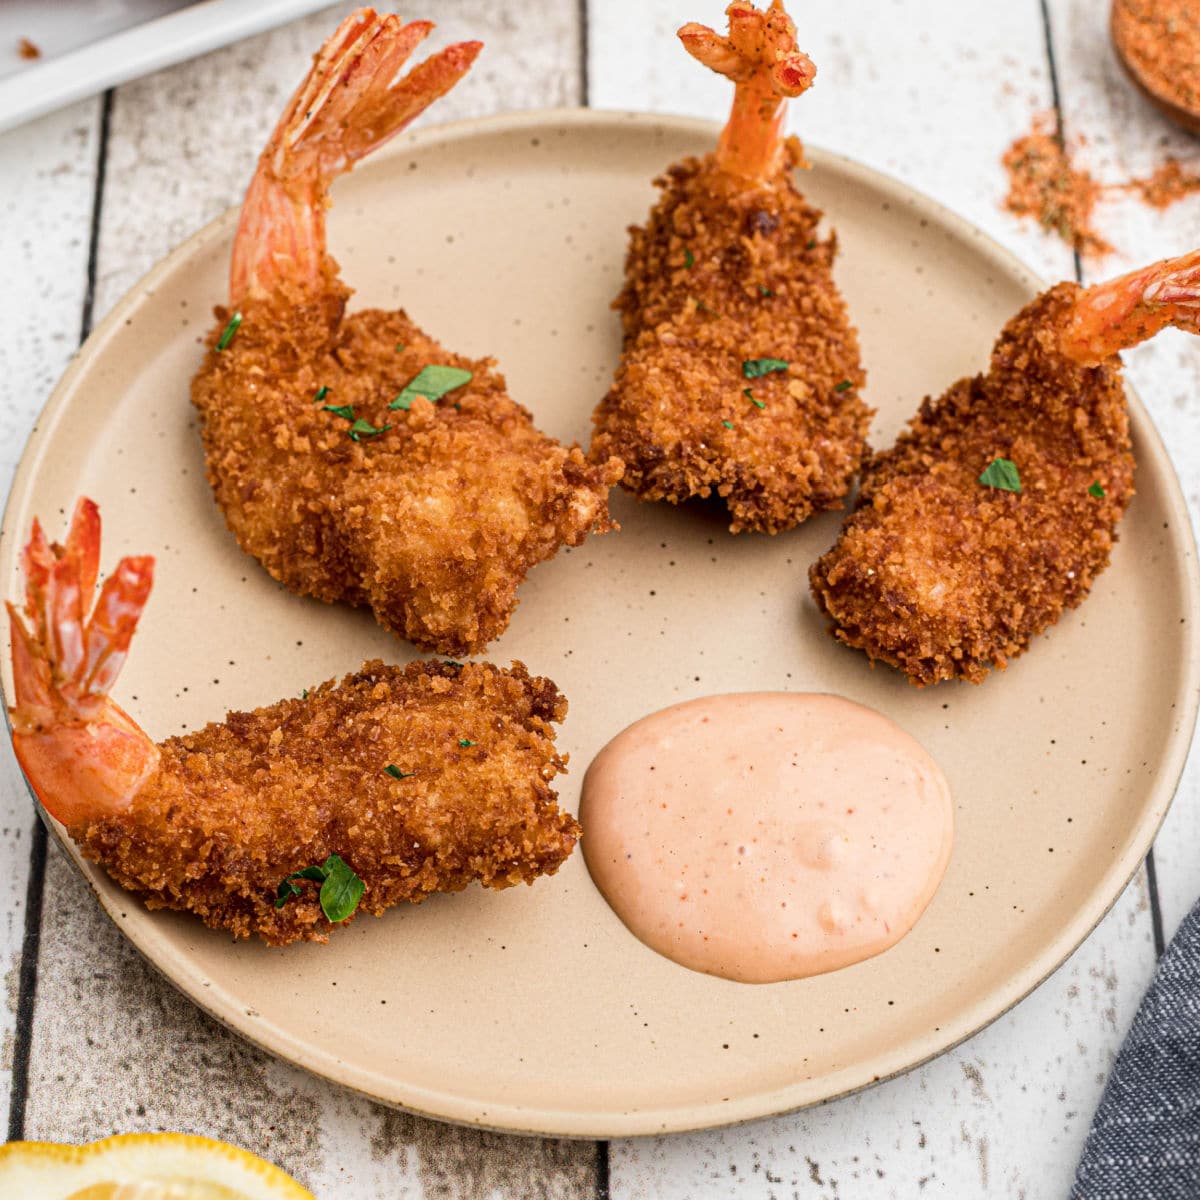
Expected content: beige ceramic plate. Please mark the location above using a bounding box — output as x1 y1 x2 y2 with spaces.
2 111 1198 1138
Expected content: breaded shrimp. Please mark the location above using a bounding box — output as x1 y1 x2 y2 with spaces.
589 0 868 534
191 9 622 657
810 250 1200 686
7 499 578 946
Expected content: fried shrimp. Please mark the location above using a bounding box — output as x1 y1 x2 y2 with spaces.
810 250 1200 686
7 499 579 946
191 9 621 657
589 0 868 534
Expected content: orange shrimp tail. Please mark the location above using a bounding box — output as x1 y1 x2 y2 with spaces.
1060 248 1200 366
230 9 483 304
679 0 815 181
7 498 159 828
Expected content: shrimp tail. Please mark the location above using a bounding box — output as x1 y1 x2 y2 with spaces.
230 9 483 304
679 0 815 181
1060 248 1200 366
7 498 159 829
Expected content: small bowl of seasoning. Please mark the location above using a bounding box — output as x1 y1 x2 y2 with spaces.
1112 0 1200 135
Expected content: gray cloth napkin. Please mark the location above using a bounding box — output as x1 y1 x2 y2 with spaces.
1073 901 1200 1198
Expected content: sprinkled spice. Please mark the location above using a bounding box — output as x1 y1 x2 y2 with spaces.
1113 0 1200 115
17 37 40 60
1002 115 1111 256
1002 112 1200 255
1127 157 1200 208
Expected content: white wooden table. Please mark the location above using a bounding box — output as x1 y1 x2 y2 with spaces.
1 2 1198 1195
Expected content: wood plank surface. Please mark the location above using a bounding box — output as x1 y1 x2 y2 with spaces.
0 0 1197 1194
0 94 102 1135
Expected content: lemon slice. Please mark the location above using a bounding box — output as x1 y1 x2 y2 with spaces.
0 1133 315 1199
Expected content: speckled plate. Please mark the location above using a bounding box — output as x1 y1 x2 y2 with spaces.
2 111 1198 1138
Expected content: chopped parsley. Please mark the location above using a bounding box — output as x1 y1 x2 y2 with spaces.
384 764 414 779
834 380 852 393
458 738 475 748
743 387 765 408
301 689 309 700
313 386 329 404
274 854 364 923
684 248 695 269
979 458 1022 493
395 343 405 353
215 311 242 351
323 403 356 420
444 660 464 669
1088 480 1106 498
806 239 816 250
758 285 773 297
390 364 473 411
348 417 391 442
721 420 734 429
742 358 789 379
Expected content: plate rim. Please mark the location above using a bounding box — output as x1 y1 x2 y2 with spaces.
2 106 1198 1138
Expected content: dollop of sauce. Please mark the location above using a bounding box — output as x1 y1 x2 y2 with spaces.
581 693 953 984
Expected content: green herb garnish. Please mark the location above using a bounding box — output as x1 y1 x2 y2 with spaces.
445 660 464 669
684 248 695 269
390 365 473 411
313 386 329 404
758 285 773 297
274 854 364 923
301 689 309 699
834 380 852 393
743 387 765 409
348 417 391 442
215 311 242 351
1088 480 1106 498
384 764 414 779
323 403 356 420
742 358 789 379
721 420 734 429
458 738 475 748
979 458 1022 493
806 239 816 250
395 343 405 353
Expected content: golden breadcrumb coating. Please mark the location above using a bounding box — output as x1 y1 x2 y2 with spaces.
76 659 577 945
591 140 869 533
810 284 1135 685
192 273 622 657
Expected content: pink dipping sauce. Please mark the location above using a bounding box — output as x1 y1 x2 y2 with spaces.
581 693 953 983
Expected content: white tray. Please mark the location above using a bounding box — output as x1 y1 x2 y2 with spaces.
0 0 334 133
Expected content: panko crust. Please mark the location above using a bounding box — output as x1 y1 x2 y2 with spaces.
192 275 622 656
76 660 578 945
810 284 1135 685
590 141 869 534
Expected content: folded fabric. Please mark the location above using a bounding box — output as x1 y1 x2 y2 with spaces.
1073 898 1200 1198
